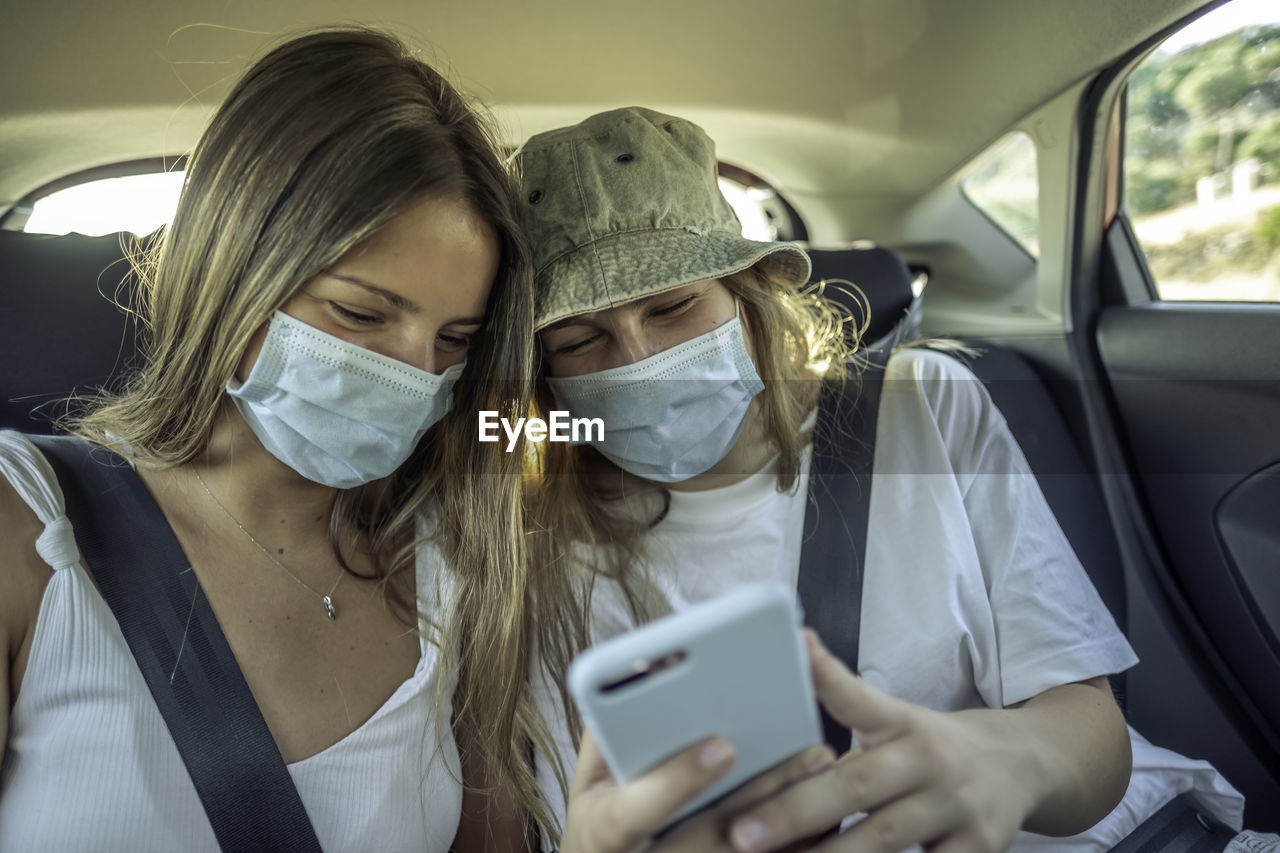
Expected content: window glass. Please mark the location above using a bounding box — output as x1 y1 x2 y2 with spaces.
23 171 185 237
961 132 1040 257
718 169 804 242
719 177 777 241
20 167 797 245
1125 0 1280 301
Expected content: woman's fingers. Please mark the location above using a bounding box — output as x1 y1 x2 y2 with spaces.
727 735 927 852
618 736 738 835
657 744 837 851
804 630 908 748
719 744 837 813
827 786 966 853
722 634 1039 853
571 730 616 795
564 733 738 853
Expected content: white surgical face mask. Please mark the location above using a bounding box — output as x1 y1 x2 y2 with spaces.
546 312 763 483
227 311 464 489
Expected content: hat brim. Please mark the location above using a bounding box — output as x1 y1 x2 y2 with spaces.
534 227 811 329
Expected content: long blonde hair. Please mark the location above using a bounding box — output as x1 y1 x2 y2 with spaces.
525 264 857 823
71 27 557 837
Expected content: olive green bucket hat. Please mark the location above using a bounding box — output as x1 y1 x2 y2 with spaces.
515 106 811 329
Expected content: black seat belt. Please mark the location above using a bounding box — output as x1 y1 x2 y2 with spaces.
29 434 324 853
1109 794 1236 853
797 347 892 755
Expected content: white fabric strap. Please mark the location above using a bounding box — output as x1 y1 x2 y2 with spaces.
0 431 78 571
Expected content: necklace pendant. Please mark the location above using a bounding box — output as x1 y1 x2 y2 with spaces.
322 595 336 621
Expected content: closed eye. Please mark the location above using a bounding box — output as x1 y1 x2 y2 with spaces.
437 330 475 352
329 301 381 326
651 295 697 317
549 332 602 356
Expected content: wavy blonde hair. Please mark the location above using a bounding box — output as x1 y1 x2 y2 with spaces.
524 264 859 835
70 27 557 839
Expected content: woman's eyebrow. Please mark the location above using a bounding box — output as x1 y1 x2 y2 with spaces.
322 273 484 325
324 273 417 311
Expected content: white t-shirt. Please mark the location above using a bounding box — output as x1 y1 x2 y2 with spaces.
532 348 1244 851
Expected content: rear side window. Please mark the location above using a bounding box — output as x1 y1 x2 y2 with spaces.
13 164 804 245
718 164 805 242
961 132 1040 258
1124 0 1280 301
19 171 185 237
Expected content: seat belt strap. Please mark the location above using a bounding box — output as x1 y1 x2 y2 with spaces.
1109 794 1235 853
29 435 325 853
797 347 891 755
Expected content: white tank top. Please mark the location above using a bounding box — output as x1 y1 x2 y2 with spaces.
0 432 463 852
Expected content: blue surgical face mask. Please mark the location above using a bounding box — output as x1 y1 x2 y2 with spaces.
545 311 763 483
227 311 464 489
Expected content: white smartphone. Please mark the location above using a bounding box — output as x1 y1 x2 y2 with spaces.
567 582 822 829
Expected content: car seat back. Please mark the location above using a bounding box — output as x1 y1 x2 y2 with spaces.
808 245 921 350
0 230 141 434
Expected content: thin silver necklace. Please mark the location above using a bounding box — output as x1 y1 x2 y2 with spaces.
191 466 343 621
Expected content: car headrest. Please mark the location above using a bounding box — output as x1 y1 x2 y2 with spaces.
806 245 920 349
0 230 142 434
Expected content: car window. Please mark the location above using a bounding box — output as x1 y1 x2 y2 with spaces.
717 166 804 242
1124 0 1280 301
16 166 793 244
19 171 185 237
719 176 777 241
961 131 1040 258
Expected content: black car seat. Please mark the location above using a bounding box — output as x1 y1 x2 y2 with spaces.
0 230 141 433
807 246 921 351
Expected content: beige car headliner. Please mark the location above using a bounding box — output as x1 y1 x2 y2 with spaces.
2 0 1207 226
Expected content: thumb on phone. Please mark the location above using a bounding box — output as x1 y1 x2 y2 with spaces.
804 629 908 749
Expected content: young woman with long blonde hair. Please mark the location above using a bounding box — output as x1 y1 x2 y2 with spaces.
0 28 554 851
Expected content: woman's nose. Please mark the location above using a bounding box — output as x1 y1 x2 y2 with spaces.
385 329 443 375
611 317 663 367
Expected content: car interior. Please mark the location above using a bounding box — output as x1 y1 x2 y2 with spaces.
2 0 1278 828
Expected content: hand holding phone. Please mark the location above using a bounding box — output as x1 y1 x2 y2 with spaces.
560 728 836 853
567 582 822 830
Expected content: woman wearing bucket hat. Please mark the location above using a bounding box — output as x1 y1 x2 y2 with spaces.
516 107 1248 853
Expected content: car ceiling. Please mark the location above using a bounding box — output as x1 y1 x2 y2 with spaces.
3 0 1209 234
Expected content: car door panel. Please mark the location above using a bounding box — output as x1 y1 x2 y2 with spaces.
1095 295 1280 822
1218 462 1280 651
